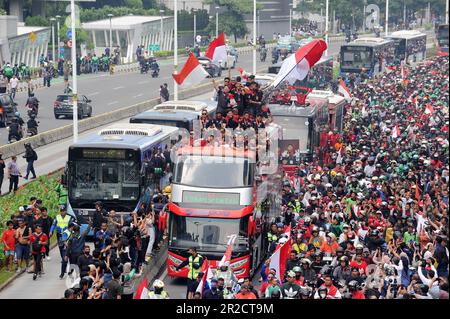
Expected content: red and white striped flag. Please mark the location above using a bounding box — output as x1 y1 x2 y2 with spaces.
172 53 209 88
424 103 434 115
238 67 251 80
270 39 327 88
205 32 227 63
338 79 352 100
219 234 237 267
133 275 149 299
392 124 400 139
195 259 215 295
268 225 291 282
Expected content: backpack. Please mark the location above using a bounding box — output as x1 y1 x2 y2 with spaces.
32 150 38 161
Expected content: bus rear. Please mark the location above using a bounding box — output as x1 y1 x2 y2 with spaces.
436 24 449 56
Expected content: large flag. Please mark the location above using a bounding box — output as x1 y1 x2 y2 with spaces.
238 67 251 80
134 275 149 299
195 259 215 295
205 32 227 63
172 53 209 88
270 39 327 88
338 79 352 101
268 226 291 282
219 234 237 267
424 103 434 115
392 124 400 139
415 182 423 207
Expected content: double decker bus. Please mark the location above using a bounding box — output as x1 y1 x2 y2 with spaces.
64 124 181 229
436 24 449 56
340 37 395 77
384 30 427 63
270 96 330 175
130 100 216 131
165 146 279 278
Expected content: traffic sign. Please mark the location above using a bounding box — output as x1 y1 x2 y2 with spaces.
66 29 72 39
148 44 160 52
67 39 73 48
29 32 36 43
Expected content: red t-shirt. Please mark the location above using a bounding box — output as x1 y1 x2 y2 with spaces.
1 229 16 251
29 233 48 254
352 290 366 299
350 260 368 272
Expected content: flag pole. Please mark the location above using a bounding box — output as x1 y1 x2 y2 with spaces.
174 0 178 101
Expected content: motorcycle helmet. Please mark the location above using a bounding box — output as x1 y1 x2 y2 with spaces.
153 279 165 289
15 112 20 117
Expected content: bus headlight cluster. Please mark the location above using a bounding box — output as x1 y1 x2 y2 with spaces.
233 268 246 276
230 257 249 269
168 254 183 266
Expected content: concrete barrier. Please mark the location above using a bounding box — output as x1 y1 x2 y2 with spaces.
0 81 215 159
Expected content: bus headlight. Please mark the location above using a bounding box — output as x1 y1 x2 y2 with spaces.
168 254 183 266
230 257 249 269
233 268 246 276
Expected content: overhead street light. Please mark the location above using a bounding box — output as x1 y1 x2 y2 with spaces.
55 15 61 61
50 17 56 63
215 6 220 38
160 9 164 49
107 13 114 57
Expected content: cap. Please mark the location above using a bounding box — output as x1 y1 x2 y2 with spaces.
363 248 370 253
19 206 25 212
287 270 296 278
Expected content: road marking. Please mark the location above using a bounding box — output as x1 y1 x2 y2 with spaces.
107 101 118 105
133 93 143 98
89 92 99 96
113 86 124 90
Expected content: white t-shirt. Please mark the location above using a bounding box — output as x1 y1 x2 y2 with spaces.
10 77 19 89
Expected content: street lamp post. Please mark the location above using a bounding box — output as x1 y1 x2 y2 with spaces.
289 4 292 36
193 9 197 46
447 0 449 24
320 4 324 34
55 15 61 61
253 0 256 74
215 6 220 38
363 0 367 33
160 9 164 50
385 0 389 36
257 10 260 38
50 18 56 63
107 13 113 57
70 0 78 143
174 0 178 101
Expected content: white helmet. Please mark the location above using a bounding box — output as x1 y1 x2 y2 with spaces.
153 279 164 289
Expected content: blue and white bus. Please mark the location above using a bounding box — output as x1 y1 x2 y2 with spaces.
64 124 181 227
384 30 427 63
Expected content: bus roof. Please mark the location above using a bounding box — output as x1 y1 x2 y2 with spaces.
387 30 426 39
345 37 393 47
153 100 216 113
269 103 318 117
176 145 256 160
71 123 179 150
131 110 200 122
308 89 346 105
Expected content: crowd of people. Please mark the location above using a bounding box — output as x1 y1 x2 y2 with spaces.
174 56 449 300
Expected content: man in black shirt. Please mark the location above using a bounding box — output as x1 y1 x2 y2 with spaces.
92 201 107 234
36 207 53 259
202 278 223 299
77 245 94 278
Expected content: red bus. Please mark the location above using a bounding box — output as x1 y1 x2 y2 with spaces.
164 146 279 279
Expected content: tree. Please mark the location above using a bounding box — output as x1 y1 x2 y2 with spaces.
124 0 143 9
203 0 263 41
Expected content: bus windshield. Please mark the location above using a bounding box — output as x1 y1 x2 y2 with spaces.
174 155 254 188
341 47 372 69
69 160 140 201
437 26 449 46
169 215 248 252
131 118 189 130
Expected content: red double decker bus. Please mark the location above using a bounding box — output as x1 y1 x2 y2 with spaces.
164 146 279 279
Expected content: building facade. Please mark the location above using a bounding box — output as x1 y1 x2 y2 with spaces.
0 16 50 68
82 15 174 63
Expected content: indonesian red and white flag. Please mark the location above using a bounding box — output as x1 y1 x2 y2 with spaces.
133 275 149 299
205 32 227 63
392 124 400 139
219 234 237 267
425 103 434 114
270 39 327 88
195 259 215 295
338 79 352 100
238 67 251 80
268 225 291 282
172 53 209 88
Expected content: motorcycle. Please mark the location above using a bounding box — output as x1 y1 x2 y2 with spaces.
27 104 38 118
140 61 149 74
27 127 38 137
151 68 159 78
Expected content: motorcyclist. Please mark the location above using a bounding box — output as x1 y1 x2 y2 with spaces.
150 58 159 76
260 45 267 62
27 114 39 136
14 112 25 127
8 117 22 142
272 48 279 64
148 279 169 299
193 44 201 58
26 93 39 115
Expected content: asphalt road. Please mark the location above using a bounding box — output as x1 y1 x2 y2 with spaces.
0 38 352 146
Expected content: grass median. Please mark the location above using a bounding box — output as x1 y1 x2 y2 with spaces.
0 170 63 286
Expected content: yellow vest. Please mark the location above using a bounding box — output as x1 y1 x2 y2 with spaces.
188 254 203 280
55 214 71 234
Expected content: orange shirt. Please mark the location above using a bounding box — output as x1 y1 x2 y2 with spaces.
235 292 257 299
320 241 339 255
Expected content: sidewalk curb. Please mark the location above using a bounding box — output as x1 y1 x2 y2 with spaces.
0 241 58 293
